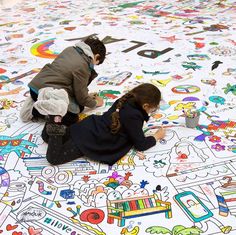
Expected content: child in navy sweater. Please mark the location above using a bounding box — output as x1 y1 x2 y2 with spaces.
43 83 166 165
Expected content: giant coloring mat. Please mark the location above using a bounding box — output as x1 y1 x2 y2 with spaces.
0 0 236 234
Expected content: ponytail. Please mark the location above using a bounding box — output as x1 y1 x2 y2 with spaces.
110 93 133 134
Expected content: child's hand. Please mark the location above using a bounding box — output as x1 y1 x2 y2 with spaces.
95 96 104 107
137 151 146 160
153 126 166 141
90 92 99 99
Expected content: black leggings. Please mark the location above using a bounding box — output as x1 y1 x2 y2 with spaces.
45 127 84 165
30 89 79 126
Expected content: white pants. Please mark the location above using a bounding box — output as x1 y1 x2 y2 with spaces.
20 88 69 122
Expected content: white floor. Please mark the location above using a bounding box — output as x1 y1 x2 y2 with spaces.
0 0 22 8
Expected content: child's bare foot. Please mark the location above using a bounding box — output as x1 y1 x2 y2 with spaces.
47 115 62 123
54 115 62 123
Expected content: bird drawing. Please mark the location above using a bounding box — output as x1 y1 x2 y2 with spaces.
211 61 223 71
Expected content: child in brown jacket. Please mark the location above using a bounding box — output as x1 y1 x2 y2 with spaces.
20 36 106 126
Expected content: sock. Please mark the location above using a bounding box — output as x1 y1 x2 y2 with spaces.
46 123 66 136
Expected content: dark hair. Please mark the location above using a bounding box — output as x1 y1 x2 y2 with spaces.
84 36 106 65
111 83 161 134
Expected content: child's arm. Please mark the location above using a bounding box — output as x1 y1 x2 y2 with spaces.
122 113 156 151
72 69 98 108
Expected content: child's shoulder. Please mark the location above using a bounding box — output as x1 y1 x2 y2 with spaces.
121 101 143 117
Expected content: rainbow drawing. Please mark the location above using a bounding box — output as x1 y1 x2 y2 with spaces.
30 38 59 59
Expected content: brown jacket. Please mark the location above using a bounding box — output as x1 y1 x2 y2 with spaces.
28 46 98 113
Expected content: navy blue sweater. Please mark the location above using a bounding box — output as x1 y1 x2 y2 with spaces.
69 99 156 165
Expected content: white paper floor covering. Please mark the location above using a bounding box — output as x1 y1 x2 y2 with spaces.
0 0 236 234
